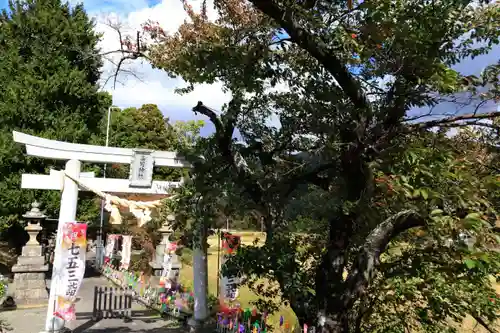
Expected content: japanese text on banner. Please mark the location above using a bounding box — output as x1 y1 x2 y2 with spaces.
54 222 87 322
220 233 241 301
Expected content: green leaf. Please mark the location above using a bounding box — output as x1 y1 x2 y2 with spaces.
430 209 443 216
464 259 476 269
479 253 491 264
465 213 482 220
408 151 418 164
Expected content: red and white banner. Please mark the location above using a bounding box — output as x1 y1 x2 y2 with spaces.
54 222 87 321
104 234 119 263
220 233 241 301
120 235 132 270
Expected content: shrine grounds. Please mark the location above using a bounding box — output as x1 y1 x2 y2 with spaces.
181 231 298 330
1 231 497 332
177 231 499 333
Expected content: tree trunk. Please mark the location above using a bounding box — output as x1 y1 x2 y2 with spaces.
314 151 370 333
315 214 350 302
263 214 274 244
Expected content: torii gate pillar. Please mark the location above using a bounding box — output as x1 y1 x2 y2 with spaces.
43 159 81 333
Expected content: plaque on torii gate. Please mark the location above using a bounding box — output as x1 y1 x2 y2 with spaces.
12 131 194 333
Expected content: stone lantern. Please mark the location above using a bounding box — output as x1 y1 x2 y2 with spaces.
149 214 180 277
11 201 49 306
162 215 182 283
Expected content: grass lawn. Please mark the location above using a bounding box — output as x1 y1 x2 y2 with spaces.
177 231 498 332
178 231 298 329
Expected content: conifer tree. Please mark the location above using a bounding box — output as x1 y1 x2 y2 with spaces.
0 0 111 239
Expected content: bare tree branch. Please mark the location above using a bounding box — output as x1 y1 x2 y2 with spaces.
269 37 292 46
409 111 500 131
437 121 499 130
100 18 151 90
101 57 146 88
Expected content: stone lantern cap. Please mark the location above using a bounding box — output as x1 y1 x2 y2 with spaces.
158 214 175 234
22 201 47 220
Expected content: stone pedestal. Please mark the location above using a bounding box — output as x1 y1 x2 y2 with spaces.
10 202 49 307
167 253 182 281
149 261 163 277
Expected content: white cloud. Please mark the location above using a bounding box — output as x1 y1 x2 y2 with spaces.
74 0 288 132
85 0 230 119
111 79 229 111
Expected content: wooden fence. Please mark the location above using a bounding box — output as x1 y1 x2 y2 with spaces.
92 286 132 322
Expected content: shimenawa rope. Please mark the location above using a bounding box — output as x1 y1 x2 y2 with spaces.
62 171 177 226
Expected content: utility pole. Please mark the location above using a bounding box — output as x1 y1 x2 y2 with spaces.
95 106 120 269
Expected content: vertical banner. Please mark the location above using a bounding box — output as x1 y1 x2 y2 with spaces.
120 235 132 270
54 222 87 322
161 241 178 286
220 232 241 301
104 234 118 264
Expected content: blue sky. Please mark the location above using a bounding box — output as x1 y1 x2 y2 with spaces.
1 0 498 135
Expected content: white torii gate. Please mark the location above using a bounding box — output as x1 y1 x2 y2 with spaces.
13 131 209 333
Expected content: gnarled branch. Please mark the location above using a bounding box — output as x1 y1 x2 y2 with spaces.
342 210 426 309
192 101 223 132
192 101 266 207
281 161 337 195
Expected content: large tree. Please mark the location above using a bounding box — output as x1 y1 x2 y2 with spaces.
0 0 111 239
116 0 500 332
